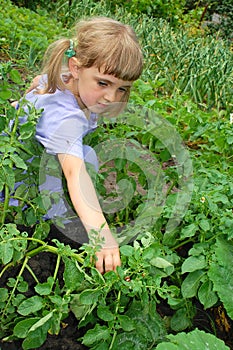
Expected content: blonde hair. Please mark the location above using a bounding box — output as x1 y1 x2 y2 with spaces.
40 16 143 99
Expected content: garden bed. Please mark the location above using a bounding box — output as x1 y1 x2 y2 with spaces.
1 224 233 350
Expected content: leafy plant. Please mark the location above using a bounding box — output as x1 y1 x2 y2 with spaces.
1 2 233 350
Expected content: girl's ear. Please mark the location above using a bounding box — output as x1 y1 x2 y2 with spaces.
68 57 80 79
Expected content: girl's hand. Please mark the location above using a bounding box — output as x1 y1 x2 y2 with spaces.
95 247 121 274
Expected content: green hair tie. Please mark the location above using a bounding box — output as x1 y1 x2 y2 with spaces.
65 39 76 58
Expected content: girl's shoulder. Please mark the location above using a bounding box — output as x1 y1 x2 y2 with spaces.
25 75 80 112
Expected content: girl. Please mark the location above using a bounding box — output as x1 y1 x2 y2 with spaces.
21 16 143 274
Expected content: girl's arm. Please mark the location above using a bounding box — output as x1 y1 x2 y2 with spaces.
58 153 121 274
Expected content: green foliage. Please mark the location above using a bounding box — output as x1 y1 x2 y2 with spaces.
0 0 63 69
156 328 230 350
206 0 233 42
1 2 233 350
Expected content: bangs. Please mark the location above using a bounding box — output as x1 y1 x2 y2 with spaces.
94 40 143 81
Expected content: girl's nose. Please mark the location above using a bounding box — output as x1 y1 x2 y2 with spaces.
104 89 117 102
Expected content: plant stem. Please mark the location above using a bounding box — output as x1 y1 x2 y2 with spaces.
0 261 15 279
25 263 40 284
53 254 61 281
1 185 10 226
4 236 84 263
171 237 194 251
2 255 29 319
1 106 21 226
109 290 121 350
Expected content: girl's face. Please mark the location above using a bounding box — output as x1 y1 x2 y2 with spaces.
74 66 133 115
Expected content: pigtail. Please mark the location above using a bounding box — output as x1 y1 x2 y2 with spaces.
38 39 74 94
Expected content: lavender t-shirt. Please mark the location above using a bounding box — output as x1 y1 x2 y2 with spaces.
24 76 98 159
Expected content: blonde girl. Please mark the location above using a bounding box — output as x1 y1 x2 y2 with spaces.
21 16 143 274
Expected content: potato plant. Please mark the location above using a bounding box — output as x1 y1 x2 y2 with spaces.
0 2 233 349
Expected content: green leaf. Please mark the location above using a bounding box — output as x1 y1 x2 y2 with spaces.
181 255 206 274
0 288 8 302
0 241 14 264
79 289 102 305
34 277 54 295
10 69 22 84
18 296 44 316
151 257 173 269
22 314 52 350
29 311 54 332
82 324 110 346
14 318 40 338
156 329 230 350
19 122 35 140
118 315 135 332
70 294 90 320
4 167 15 189
97 305 114 322
0 88 12 100
198 280 218 309
170 308 192 332
0 115 7 132
199 219 210 232
10 154 27 170
120 245 134 256
208 239 233 319
180 223 198 239
181 270 205 298
63 257 85 292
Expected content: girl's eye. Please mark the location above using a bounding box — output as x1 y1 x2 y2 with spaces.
119 87 127 93
98 81 108 87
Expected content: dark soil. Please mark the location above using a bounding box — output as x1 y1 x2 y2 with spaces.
1 224 233 350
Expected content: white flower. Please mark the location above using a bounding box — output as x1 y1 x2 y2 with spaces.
200 196 206 203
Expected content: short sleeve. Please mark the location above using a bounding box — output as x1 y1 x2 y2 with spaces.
36 114 87 159
24 83 94 160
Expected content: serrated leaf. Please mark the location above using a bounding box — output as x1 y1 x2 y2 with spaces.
156 329 230 350
19 122 35 140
